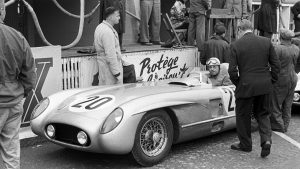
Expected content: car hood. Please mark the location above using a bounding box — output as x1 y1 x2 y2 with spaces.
55 79 197 120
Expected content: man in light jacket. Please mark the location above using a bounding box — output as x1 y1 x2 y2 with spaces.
94 7 123 85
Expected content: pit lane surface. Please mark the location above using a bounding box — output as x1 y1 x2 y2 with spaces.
2 114 300 169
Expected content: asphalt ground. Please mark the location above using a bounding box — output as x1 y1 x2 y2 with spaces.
1 113 300 169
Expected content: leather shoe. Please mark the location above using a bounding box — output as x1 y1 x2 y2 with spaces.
161 41 174 48
230 143 252 152
140 42 153 46
261 141 271 158
151 41 164 45
272 128 285 133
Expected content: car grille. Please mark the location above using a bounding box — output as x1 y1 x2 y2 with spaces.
47 123 91 146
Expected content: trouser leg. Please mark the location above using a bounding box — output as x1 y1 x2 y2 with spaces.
188 12 196 46
233 19 241 40
140 0 153 43
0 100 24 169
195 14 206 52
235 97 253 149
150 0 161 42
253 94 272 146
282 81 297 131
270 89 285 132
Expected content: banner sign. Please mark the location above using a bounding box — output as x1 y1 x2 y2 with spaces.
123 47 197 82
21 46 62 127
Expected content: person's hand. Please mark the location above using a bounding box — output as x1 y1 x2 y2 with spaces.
122 60 131 66
276 0 282 7
136 76 143 83
116 75 122 84
298 14 300 19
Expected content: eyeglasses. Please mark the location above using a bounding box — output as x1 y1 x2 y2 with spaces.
206 59 219 66
207 65 219 70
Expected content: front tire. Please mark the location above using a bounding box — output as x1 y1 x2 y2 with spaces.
132 109 174 166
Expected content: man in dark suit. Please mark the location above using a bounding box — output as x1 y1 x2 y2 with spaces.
228 19 280 158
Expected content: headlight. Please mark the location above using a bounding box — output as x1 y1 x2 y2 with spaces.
100 108 123 134
294 93 300 102
31 97 50 120
46 124 55 138
77 131 88 145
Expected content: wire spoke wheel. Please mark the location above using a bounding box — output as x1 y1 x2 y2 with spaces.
132 110 174 167
140 117 167 156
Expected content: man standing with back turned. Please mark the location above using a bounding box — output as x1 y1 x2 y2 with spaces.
0 0 36 168
228 19 280 158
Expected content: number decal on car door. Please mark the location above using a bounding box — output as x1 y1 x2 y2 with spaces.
69 95 115 112
219 86 236 114
221 88 234 112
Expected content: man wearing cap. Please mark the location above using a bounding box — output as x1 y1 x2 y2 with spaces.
0 0 36 168
204 57 232 86
270 29 299 133
201 23 230 65
94 7 123 85
228 19 280 158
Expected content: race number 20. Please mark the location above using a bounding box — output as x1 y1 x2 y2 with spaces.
69 95 115 112
71 96 112 110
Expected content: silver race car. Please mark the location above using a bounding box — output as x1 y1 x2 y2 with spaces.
30 75 236 166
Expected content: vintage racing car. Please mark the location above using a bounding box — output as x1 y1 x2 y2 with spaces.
30 74 236 166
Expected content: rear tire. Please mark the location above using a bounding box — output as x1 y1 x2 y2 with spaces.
132 110 173 166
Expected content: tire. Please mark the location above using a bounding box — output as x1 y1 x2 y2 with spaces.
131 109 174 167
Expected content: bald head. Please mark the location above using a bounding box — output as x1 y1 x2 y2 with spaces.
237 19 253 31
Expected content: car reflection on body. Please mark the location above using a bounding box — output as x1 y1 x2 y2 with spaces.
30 73 236 167
293 73 300 106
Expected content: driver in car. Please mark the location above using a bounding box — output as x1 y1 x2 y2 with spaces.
204 57 233 86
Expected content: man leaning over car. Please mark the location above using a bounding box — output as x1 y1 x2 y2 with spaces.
229 19 280 158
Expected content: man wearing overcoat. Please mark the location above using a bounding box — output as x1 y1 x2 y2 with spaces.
228 19 280 158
